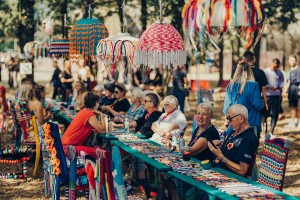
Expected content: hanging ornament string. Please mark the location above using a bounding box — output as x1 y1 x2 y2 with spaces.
88 5 92 19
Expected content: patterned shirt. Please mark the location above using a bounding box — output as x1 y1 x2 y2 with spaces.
126 104 144 121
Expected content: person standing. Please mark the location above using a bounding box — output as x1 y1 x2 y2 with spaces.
78 58 91 91
243 51 268 118
48 61 62 100
264 59 284 133
172 65 189 112
60 60 74 102
283 55 300 128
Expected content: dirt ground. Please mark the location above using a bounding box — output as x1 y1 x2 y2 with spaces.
0 87 299 199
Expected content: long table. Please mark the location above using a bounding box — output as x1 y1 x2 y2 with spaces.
168 167 299 200
98 131 147 150
111 140 172 186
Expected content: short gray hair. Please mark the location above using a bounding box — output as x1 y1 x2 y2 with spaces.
132 88 143 98
163 95 179 109
197 102 214 117
229 104 248 120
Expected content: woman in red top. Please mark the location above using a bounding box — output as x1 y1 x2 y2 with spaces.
61 92 106 158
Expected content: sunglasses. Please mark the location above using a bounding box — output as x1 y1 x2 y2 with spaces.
226 114 241 122
114 91 120 94
144 100 152 103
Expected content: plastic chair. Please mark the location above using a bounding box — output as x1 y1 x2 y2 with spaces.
258 133 291 191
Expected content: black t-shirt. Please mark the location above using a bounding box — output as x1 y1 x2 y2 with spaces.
135 110 162 138
288 67 300 95
61 71 72 89
212 127 259 176
251 66 268 94
173 69 186 91
188 125 220 162
132 70 143 87
51 68 62 87
99 96 116 107
107 98 130 118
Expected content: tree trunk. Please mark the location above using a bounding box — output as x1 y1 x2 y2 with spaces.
253 30 261 68
141 0 147 31
218 42 224 86
117 0 124 32
231 37 241 78
61 0 67 38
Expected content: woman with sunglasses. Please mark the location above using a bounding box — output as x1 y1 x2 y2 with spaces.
187 102 219 161
223 62 264 137
101 83 130 118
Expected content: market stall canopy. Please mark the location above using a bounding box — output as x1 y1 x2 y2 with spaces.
134 23 186 68
69 18 109 60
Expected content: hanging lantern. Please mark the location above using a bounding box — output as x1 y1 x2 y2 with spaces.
69 18 109 61
49 38 70 57
134 23 186 68
41 17 55 36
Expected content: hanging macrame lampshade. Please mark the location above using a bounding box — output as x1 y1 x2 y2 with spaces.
69 18 109 60
134 23 186 68
23 41 49 59
49 38 70 56
97 33 139 66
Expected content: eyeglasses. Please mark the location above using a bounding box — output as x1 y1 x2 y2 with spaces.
144 100 152 103
226 114 241 122
163 103 170 106
114 91 119 94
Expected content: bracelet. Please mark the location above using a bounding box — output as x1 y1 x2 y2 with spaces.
221 157 227 164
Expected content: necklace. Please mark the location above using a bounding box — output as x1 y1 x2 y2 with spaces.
193 123 212 143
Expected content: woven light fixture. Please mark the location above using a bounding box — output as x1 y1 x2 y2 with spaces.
134 0 186 68
69 18 109 60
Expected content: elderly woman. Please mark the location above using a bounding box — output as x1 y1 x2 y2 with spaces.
208 104 259 177
150 95 187 146
188 102 220 161
101 83 130 118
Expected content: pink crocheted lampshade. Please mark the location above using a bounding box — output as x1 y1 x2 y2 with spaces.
134 23 186 68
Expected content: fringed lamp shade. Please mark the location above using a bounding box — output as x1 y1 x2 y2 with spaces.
69 18 109 60
23 41 49 59
96 33 139 66
134 23 186 68
49 38 70 56
182 0 264 49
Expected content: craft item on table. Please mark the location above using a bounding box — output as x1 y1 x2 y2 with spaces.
200 159 211 170
115 134 141 141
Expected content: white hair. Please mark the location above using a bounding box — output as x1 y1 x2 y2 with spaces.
163 95 179 108
197 102 214 118
229 104 248 120
132 88 143 98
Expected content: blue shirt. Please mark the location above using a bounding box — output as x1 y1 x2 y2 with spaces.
224 81 264 132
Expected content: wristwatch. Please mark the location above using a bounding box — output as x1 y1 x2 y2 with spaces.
221 157 228 164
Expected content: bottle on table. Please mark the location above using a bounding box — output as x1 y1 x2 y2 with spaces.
124 117 129 134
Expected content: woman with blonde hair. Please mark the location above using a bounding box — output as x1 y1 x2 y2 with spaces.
224 62 264 135
73 81 87 110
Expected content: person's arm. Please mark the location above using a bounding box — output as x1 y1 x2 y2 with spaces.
104 106 126 116
282 79 290 96
190 137 208 155
88 112 106 134
35 102 50 125
208 142 249 176
262 86 268 110
151 123 165 137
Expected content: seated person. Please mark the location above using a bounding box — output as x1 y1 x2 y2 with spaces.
150 95 187 146
99 82 116 107
73 81 87 110
114 87 144 123
208 104 259 177
115 92 161 138
92 84 105 100
188 103 220 161
61 92 106 159
101 83 130 118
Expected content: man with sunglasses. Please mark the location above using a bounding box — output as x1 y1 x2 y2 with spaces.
208 104 259 178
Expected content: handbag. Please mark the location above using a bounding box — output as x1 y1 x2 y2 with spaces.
84 132 99 147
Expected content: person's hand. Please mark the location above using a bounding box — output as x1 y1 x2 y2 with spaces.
208 142 223 159
265 102 269 111
212 140 221 148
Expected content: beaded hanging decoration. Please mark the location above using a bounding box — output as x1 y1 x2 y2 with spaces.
258 134 291 191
